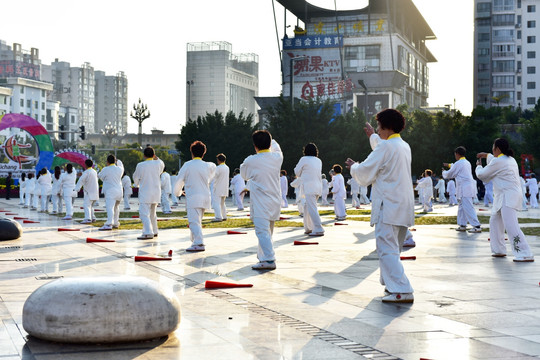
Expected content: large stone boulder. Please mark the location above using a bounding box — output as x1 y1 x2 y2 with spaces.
0 217 22 240
22 276 181 343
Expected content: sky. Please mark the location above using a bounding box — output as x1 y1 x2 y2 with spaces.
0 0 473 134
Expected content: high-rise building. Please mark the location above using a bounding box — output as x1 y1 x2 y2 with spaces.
186 41 259 123
474 0 540 109
277 0 436 118
95 71 128 135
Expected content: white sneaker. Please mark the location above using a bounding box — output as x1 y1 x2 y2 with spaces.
99 225 113 231
80 219 92 224
137 234 154 240
382 293 414 303
186 244 205 252
62 216 72 220
513 257 534 262
252 261 276 270
455 225 468 232
468 226 482 233
309 232 324 237
211 218 223 222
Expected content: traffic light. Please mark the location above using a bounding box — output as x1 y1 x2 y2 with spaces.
59 125 65 140
79 125 86 140
91 145 95 155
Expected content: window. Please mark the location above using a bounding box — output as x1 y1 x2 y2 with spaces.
41 90 45 97
492 60 514 72
517 30 522 39
517 76 522 85
527 97 536 105
518 46 521 54
34 101 38 109
479 33 490 41
493 0 514 11
527 51 536 58
493 14 515 26
479 48 490 56
493 75 514 88
478 63 489 72
527 82 536 89
527 36 536 43
19 99 23 107
493 44 513 56
478 79 490 87
41 102 45 110
26 100 31 108
517 92 521 100
477 2 491 12
20 87 24 94
527 67 536 74
518 0 521 8
527 5 536 12
477 18 491 26
528 20 536 28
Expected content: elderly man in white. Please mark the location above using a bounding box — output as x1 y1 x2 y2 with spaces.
211 153 230 222
133 147 165 240
160 166 172 214
346 108 414 303
174 141 216 252
98 155 124 231
476 138 534 262
75 159 99 224
294 143 324 237
240 130 283 270
37 167 52 213
122 172 132 210
442 146 482 233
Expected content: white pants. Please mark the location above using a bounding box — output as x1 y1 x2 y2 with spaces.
375 217 414 294
351 192 360 207
281 193 288 208
105 196 121 226
421 195 433 212
52 194 63 213
25 192 31 207
297 197 305 215
334 196 346 218
161 192 171 213
235 192 244 210
40 191 50 212
490 205 533 258
449 193 457 205
438 192 447 203
19 189 25 204
359 193 370 204
32 193 39 209
457 197 480 227
530 190 538 208
63 191 74 216
320 193 330 205
187 207 205 246
304 194 324 233
213 196 227 220
252 216 275 262
139 203 158 236
170 193 179 206
123 193 131 209
83 196 96 221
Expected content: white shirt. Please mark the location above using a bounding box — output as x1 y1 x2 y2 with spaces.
240 139 283 220
59 171 77 197
280 175 288 197
160 172 172 194
351 134 414 227
25 177 35 194
415 177 433 198
447 180 456 195
76 168 99 201
51 174 62 195
321 178 329 195
294 156 323 196
331 174 346 200
442 158 476 198
133 158 165 203
213 163 230 197
38 170 52 194
231 174 246 193
347 177 360 194
526 177 539 194
122 175 133 196
99 160 124 200
434 178 446 194
174 158 216 209
476 154 524 212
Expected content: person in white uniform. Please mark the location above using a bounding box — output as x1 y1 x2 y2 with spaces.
18 173 26 205
174 141 216 251
320 174 330 206
359 185 370 204
51 167 63 215
133 147 165 239
240 130 283 270
442 147 482 233
483 181 493 206
75 159 99 224
160 166 172 214
346 108 415 303
331 165 346 221
32 172 41 210
98 155 124 230
290 176 304 216
347 176 361 208
170 171 179 207
280 170 289 208
526 174 539 208
434 177 447 203
447 179 457 205
520 176 528 210
211 153 229 221
230 168 246 210
476 138 534 262
37 168 52 213
60 164 77 220
122 171 132 210
294 143 324 237
24 173 35 209
415 169 433 212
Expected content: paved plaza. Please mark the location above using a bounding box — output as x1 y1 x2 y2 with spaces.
1 197 540 359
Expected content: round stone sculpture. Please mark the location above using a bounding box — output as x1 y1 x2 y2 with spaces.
0 217 23 240
22 276 181 343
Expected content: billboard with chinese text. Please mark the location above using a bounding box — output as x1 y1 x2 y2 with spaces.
0 60 40 81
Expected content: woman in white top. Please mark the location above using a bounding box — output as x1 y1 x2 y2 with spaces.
24 173 35 208
331 164 346 221
38 168 52 212
59 163 77 220
280 170 288 208
51 166 63 214
122 171 133 210
18 173 26 205
32 172 41 210
476 138 534 262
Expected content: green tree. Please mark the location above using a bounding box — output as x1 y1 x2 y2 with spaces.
520 100 540 164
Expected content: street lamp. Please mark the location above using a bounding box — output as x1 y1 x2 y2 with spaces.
186 80 194 121
357 80 368 119
101 121 117 146
290 56 307 109
130 98 150 146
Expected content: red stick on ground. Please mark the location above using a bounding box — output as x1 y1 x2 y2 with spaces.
227 230 247 235
204 280 253 289
334 222 348 226
134 256 172 262
4 213 17 215
58 228 81 232
293 241 319 245
23 220 39 224
131 215 139 218
13 217 28 220
400 256 416 260
86 238 115 243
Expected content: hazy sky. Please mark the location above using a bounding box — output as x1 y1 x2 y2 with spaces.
0 0 473 134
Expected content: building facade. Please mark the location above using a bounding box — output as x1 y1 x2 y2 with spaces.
186 41 259 123
95 71 128 135
474 0 540 109
277 0 436 117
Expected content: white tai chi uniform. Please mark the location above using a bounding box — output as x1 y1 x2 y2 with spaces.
351 133 414 294
290 178 304 215
240 140 283 263
76 167 99 221
51 174 63 214
476 154 534 260
25 177 35 208
122 175 132 210
32 177 40 209
415 177 433 212
347 177 361 208
443 158 481 227
175 158 216 246
520 177 528 210
483 181 493 206
434 178 447 203
321 178 330 205
526 177 539 208
19 177 26 205
294 155 324 234
160 171 172 214
447 180 457 205
212 163 230 220
99 160 124 227
331 174 346 219
230 174 246 210
133 158 165 237
280 175 288 208
169 175 179 206
59 171 77 217
38 170 52 212
359 185 370 204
